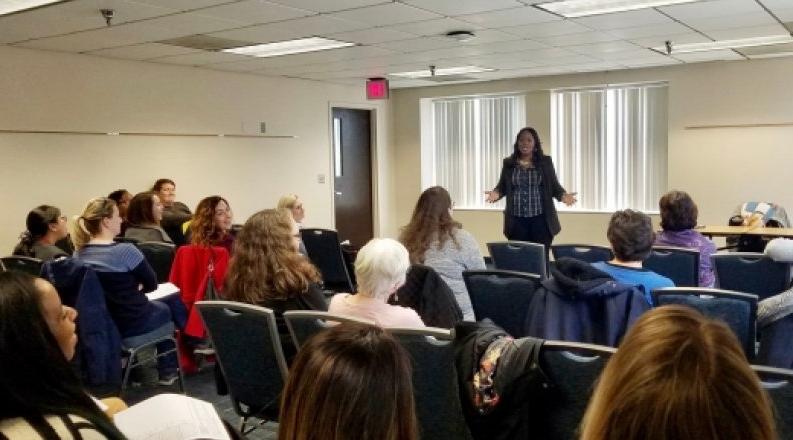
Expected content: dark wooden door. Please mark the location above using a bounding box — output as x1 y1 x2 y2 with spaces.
332 107 373 248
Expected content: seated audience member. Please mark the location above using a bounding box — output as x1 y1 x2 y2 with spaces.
277 194 305 227
12 205 69 261
591 210 674 305
329 238 425 328
757 237 793 368
152 179 191 244
72 197 178 383
124 191 173 243
399 186 485 321
0 271 126 439
188 196 234 254
654 190 716 287
580 305 776 440
107 189 132 221
278 322 417 440
224 209 327 361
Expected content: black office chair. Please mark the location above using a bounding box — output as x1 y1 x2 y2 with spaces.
197 301 288 435
712 253 790 300
487 241 547 278
136 242 176 283
283 310 375 350
752 365 793 440
551 244 612 263
390 327 472 440
652 287 758 358
644 246 700 287
300 228 356 293
757 314 793 369
538 340 616 440
0 256 43 276
463 270 542 337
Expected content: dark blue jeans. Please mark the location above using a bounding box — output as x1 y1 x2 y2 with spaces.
122 300 178 375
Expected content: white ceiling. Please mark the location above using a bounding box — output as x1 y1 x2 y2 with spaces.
2 0 792 88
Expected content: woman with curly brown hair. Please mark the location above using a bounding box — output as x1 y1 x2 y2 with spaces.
399 186 484 320
189 196 234 253
224 208 326 360
580 305 776 440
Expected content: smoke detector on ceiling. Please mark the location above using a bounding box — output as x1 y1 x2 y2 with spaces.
445 30 476 42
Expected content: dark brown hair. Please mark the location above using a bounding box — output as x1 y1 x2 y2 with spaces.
224 209 320 304
13 205 62 256
581 305 776 440
510 127 544 164
126 191 158 226
659 190 698 231
191 196 230 247
607 209 654 262
399 186 461 264
278 322 418 440
151 178 175 192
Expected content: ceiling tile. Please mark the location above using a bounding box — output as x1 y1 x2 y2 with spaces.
400 0 524 16
204 58 279 71
534 30 622 47
659 0 766 20
770 8 793 21
620 57 681 68
14 22 183 52
330 3 442 27
328 27 418 44
572 9 671 30
139 11 246 34
673 48 745 62
209 14 370 43
0 0 176 43
565 40 642 55
151 50 252 65
456 6 560 27
500 20 592 38
238 44 397 68
374 36 462 52
85 42 201 59
606 22 693 40
128 0 235 12
629 32 712 48
266 0 389 13
680 11 777 32
706 23 789 40
194 0 313 25
383 18 485 36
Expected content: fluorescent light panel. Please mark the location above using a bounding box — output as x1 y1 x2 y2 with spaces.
222 37 354 58
389 66 494 79
536 0 698 18
0 0 64 16
655 35 793 54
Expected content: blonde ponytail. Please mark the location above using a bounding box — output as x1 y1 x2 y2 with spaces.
71 198 117 250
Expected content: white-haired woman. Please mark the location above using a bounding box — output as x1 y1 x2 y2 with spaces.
328 238 425 328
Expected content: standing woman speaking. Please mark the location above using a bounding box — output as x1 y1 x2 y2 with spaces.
485 127 577 248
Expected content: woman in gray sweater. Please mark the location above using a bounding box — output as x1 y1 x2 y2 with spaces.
399 186 485 320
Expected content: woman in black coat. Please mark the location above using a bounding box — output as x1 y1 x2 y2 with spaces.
486 127 577 248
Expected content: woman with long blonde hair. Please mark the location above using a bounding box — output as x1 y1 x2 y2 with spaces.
224 209 325 360
580 305 776 440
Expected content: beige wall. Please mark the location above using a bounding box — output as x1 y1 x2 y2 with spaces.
0 46 395 253
392 57 793 253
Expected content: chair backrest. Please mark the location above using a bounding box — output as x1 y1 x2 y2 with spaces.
752 365 793 440
0 256 43 276
644 246 700 287
652 287 758 358
551 244 613 264
389 327 472 440
487 241 547 278
197 301 288 419
135 242 176 283
300 228 355 292
462 270 542 337
539 340 616 440
283 310 375 350
712 253 790 300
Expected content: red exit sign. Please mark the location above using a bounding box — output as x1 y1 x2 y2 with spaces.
366 78 389 100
